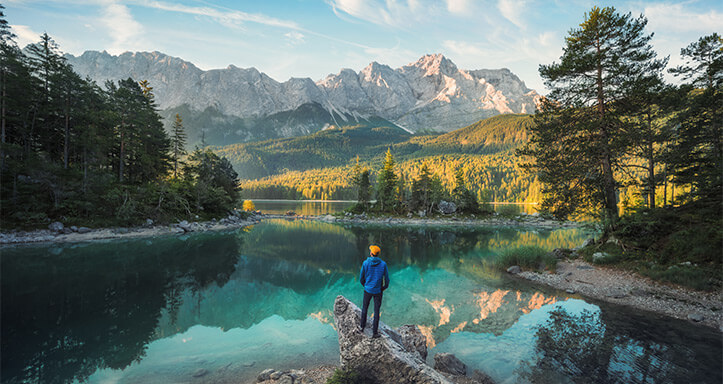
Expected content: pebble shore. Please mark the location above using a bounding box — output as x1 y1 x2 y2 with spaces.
516 258 722 331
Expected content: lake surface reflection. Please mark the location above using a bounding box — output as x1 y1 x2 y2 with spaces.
250 199 539 215
1 220 720 384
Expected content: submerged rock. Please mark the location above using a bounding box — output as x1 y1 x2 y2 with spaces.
434 353 466 376
192 368 209 377
333 295 452 384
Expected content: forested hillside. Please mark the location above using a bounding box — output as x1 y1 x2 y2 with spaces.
220 114 542 202
0 8 240 228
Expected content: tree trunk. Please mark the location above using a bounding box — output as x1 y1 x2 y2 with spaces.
648 140 655 209
596 40 617 229
646 111 655 209
64 96 69 169
119 121 125 183
1 69 6 173
1 69 6 145
662 165 668 207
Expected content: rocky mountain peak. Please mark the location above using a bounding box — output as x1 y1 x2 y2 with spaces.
408 53 458 76
66 50 540 139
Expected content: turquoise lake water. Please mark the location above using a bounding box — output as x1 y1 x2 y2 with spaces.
1 219 720 384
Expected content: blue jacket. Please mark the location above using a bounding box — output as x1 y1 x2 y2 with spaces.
359 256 389 294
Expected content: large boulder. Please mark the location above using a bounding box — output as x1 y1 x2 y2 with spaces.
48 221 64 232
333 295 452 384
438 201 457 215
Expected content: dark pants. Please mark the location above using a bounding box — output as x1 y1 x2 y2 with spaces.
360 290 383 334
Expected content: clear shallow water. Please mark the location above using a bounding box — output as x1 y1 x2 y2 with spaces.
1 220 720 384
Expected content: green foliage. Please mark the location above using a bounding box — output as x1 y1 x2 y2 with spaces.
668 34 722 206
522 6 667 230
493 246 556 272
0 17 239 228
356 168 371 209
326 368 371 384
182 148 240 216
375 148 398 212
170 113 187 178
236 115 542 204
637 263 720 292
495 204 522 217
451 168 481 214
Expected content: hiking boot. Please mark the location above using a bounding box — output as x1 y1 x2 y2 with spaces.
372 332 380 339
358 326 364 333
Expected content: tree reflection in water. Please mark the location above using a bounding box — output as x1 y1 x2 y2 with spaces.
1 232 243 384
520 307 721 384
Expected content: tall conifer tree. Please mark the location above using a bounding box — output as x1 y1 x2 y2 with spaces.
376 148 397 212
520 6 666 230
171 113 187 178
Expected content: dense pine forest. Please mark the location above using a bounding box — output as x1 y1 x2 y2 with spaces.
0 6 239 229
220 114 543 203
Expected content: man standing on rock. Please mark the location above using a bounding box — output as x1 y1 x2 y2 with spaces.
359 245 390 338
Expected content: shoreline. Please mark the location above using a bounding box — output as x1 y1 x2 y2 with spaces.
0 216 261 245
514 258 723 332
0 212 583 245
266 212 585 229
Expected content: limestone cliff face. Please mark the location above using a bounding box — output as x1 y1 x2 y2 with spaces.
66 51 539 139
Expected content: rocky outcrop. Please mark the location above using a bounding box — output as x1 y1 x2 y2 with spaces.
333 295 452 384
434 353 466 376
396 324 428 360
66 51 539 139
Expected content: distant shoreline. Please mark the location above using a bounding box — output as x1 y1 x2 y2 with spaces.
0 217 260 246
268 212 583 230
0 212 582 245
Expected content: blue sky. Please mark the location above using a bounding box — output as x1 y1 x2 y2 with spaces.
5 0 722 92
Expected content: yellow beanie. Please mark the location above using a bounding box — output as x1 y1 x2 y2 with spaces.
369 245 381 256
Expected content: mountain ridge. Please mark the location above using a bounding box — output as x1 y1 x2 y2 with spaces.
66 50 540 144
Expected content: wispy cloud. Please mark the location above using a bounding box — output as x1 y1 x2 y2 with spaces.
141 1 301 30
446 0 469 14
100 1 147 54
642 3 722 33
284 31 305 45
10 24 42 47
497 0 528 28
327 0 443 27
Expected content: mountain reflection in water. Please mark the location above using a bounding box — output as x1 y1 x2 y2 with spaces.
1 220 720 384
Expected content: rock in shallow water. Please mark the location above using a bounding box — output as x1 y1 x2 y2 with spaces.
333 295 452 383
192 368 208 377
257 368 275 382
506 265 521 274
434 353 467 376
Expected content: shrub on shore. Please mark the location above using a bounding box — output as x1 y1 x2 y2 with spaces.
493 246 556 272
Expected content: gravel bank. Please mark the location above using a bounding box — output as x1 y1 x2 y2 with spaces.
0 216 260 245
516 258 722 331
